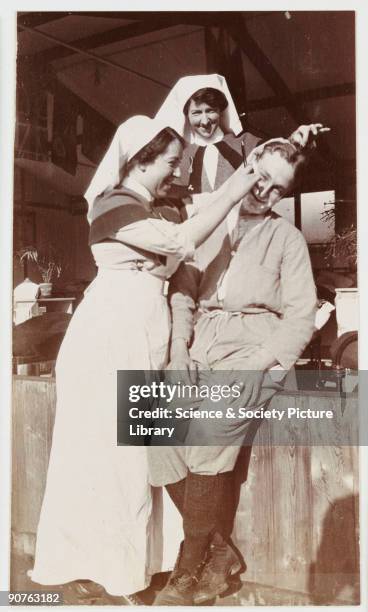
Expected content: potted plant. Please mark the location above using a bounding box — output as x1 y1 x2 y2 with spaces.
17 245 62 297
323 224 357 272
321 205 358 337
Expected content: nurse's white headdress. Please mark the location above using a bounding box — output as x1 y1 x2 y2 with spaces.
155 74 243 142
84 115 169 218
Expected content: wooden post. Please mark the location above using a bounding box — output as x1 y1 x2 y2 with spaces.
294 192 302 230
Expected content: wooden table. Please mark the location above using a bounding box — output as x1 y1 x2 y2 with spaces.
15 297 76 315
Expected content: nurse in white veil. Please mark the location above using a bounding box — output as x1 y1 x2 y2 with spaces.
31 114 260 602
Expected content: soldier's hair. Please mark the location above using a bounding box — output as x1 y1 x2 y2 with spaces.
256 140 309 188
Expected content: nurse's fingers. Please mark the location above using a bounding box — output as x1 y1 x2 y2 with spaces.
291 123 331 147
227 166 260 204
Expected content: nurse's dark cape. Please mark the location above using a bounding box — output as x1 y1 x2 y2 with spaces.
89 186 184 246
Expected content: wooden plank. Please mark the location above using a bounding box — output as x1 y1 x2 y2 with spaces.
27 16 183 64
234 431 276 586
11 377 359 603
247 82 355 113
12 378 56 535
308 394 360 604
228 19 338 165
17 12 72 29
229 22 305 126
235 391 359 601
269 444 312 591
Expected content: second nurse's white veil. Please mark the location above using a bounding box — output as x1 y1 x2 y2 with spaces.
155 74 243 142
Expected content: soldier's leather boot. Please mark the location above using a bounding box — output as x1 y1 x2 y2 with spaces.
153 567 197 606
153 542 200 606
193 532 244 604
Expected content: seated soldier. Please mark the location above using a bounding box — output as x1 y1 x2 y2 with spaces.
149 134 321 606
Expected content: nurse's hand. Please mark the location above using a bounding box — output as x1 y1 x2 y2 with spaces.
166 339 197 385
289 123 331 148
225 164 260 205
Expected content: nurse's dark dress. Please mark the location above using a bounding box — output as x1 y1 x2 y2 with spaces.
174 130 260 268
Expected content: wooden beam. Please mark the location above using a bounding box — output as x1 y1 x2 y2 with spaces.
99 12 277 27
28 9 239 65
297 158 356 194
228 19 341 166
71 10 277 22
95 12 233 27
204 27 213 74
247 83 355 112
24 16 181 64
14 198 88 215
229 21 306 126
17 12 73 29
19 12 278 65
60 12 140 20
18 24 171 88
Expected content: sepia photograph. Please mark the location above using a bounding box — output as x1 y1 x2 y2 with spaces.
2 4 366 608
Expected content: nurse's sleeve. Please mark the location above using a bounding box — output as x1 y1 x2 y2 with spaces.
112 218 195 262
169 261 202 345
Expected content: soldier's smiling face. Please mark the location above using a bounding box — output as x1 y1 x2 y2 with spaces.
241 151 295 215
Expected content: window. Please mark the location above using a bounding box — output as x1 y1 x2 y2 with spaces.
274 190 335 244
301 191 335 244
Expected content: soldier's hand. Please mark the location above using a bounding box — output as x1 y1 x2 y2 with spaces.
230 371 265 409
166 340 197 385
